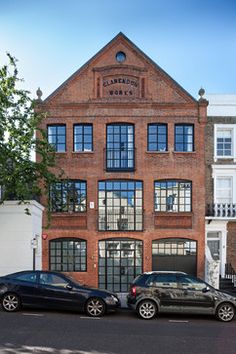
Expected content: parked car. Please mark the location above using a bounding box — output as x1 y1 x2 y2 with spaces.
0 270 120 317
127 271 236 322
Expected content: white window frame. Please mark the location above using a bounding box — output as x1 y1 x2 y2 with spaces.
214 124 236 162
215 176 233 204
212 165 236 204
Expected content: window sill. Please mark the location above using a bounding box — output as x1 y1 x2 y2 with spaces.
172 151 196 154
51 212 87 217
214 156 235 161
98 229 143 232
154 211 193 215
72 151 94 154
145 151 169 154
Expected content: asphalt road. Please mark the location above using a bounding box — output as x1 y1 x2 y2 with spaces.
0 308 236 354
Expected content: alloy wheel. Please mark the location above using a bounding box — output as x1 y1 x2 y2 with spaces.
86 298 105 317
217 303 235 322
2 294 20 312
138 300 157 320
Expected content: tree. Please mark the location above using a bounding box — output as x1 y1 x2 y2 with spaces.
0 53 60 209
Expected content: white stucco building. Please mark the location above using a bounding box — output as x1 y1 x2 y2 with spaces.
0 201 44 276
205 94 236 288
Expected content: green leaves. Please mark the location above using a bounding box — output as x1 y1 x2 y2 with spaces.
0 53 59 208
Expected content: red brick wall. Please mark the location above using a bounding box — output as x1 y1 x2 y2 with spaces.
227 222 236 270
37 34 207 286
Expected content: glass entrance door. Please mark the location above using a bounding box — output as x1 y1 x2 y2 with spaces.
99 239 142 292
207 232 220 261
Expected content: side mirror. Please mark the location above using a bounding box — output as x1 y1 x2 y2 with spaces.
202 286 210 293
66 284 73 291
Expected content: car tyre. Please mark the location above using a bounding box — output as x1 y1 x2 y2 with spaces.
1 293 21 312
216 302 235 322
137 300 157 320
86 297 106 317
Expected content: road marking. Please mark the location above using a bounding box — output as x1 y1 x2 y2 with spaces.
22 313 44 317
169 320 189 323
23 346 54 352
80 316 101 320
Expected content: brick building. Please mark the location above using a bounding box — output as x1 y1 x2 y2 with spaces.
205 94 236 277
37 33 208 292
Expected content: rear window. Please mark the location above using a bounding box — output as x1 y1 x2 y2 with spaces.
146 274 177 288
10 272 37 283
132 274 148 285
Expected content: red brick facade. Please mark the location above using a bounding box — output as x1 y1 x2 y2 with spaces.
37 33 208 289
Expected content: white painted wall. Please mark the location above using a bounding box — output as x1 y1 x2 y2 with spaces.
206 94 236 116
205 220 228 278
0 201 44 276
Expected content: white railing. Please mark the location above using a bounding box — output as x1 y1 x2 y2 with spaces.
207 204 236 218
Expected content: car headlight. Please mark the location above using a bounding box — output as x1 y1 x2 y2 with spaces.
105 295 119 304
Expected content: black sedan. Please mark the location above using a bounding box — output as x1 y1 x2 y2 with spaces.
0 270 120 317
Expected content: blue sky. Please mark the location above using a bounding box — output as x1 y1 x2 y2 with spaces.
1 0 236 99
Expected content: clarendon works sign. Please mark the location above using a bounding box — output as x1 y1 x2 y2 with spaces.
102 75 139 97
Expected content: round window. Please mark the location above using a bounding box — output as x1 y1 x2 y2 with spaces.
116 51 126 63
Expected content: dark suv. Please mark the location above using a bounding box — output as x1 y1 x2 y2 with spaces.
127 271 236 322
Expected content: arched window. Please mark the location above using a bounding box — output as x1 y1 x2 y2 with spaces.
49 238 87 272
99 238 143 292
50 180 86 212
154 180 192 212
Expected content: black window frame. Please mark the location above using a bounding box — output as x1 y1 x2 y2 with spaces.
106 123 135 171
174 123 194 152
49 238 87 272
98 238 143 292
152 238 197 256
73 123 93 152
47 124 66 152
98 180 143 231
154 179 192 212
49 180 87 213
147 123 168 152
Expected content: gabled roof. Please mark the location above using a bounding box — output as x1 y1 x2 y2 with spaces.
44 32 197 104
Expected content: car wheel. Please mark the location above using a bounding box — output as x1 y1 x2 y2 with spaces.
1 293 21 312
86 298 106 317
216 302 235 322
137 300 157 320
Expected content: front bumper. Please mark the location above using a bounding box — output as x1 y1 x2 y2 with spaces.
105 295 121 311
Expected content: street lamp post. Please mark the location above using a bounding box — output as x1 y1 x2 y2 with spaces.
31 237 38 271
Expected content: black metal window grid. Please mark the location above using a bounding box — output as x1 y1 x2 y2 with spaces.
154 180 192 212
74 124 93 152
98 180 143 231
106 124 134 171
98 239 143 292
49 238 87 272
152 238 196 256
47 125 66 152
148 123 167 151
175 124 194 152
50 180 86 212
